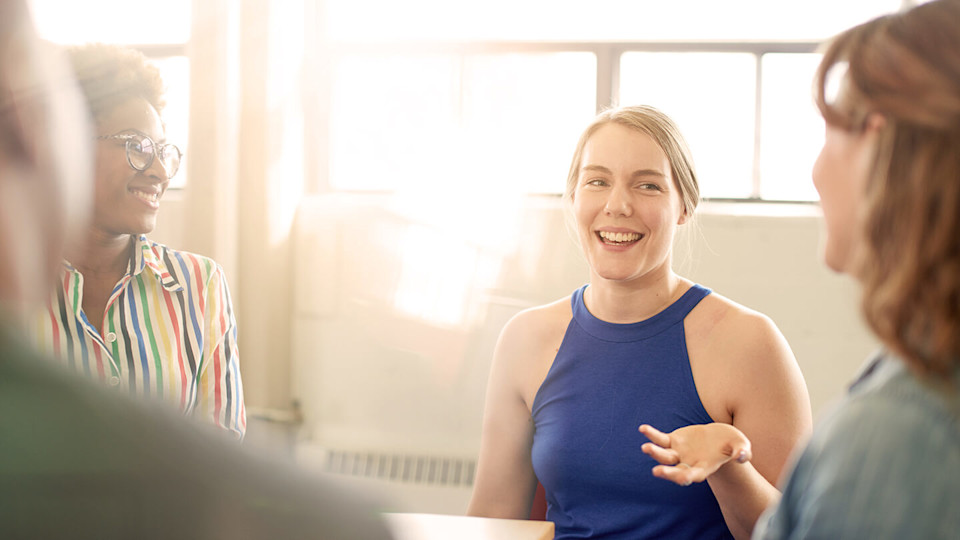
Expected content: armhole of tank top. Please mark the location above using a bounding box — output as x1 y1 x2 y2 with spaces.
529 303 577 417
678 292 720 424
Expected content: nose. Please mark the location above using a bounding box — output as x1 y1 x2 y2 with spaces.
603 184 633 217
143 152 170 182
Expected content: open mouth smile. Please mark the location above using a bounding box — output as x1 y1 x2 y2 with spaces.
129 187 161 206
597 230 643 246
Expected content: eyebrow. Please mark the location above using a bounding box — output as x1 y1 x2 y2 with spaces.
110 129 167 143
581 164 666 178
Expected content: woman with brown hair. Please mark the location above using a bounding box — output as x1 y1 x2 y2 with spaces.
641 1 960 538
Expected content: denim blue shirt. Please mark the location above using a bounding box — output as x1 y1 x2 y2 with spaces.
754 350 960 539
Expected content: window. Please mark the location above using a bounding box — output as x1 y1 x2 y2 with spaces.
28 0 191 188
319 0 907 201
328 50 596 194
620 51 758 200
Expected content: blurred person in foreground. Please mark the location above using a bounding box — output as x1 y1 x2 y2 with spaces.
0 2 391 538
27 42 245 438
640 1 960 538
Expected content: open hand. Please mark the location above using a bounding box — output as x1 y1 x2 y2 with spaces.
639 423 752 487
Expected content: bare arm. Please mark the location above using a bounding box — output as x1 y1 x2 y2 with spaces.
645 311 812 539
641 422 782 540
466 312 542 519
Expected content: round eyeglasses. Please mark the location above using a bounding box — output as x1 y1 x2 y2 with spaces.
97 132 182 178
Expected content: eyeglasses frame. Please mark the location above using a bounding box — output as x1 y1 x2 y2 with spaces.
96 132 183 178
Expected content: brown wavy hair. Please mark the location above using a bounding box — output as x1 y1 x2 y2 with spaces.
67 43 165 125
814 0 960 377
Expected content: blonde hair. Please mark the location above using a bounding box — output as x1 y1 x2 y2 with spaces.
814 0 960 376
564 105 700 218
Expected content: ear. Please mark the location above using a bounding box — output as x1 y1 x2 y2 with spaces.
677 206 689 225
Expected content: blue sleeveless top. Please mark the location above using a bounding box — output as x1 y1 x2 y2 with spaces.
530 284 733 540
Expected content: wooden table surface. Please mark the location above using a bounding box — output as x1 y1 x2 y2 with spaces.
383 513 554 540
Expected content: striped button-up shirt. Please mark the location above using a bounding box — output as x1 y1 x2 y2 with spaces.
29 235 246 438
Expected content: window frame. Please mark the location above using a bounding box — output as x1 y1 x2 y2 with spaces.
314 40 822 202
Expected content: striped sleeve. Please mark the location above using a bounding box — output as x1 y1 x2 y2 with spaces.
196 261 246 439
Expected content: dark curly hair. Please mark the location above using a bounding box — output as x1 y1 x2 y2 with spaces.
67 43 165 124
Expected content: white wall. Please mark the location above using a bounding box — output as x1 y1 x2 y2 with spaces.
156 193 878 427
154 193 878 489
284 193 877 457
676 202 877 417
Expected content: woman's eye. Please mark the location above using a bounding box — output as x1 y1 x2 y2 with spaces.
639 182 663 191
585 178 607 187
137 138 154 154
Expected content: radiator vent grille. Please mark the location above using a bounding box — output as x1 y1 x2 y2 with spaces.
322 450 476 487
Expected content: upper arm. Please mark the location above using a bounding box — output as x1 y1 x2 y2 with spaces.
722 313 812 485
467 310 545 519
198 261 245 438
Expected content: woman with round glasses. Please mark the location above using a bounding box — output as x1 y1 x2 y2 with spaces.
28 43 246 438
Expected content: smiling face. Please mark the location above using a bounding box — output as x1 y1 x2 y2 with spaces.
572 122 687 286
92 96 169 237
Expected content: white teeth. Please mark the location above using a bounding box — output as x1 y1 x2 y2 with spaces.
130 189 159 203
599 231 640 243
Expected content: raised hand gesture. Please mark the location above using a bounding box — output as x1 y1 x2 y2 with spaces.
639 423 752 486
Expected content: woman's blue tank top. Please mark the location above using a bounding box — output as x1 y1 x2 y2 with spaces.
530 284 733 539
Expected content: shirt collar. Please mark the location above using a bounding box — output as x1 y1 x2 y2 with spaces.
60 236 182 292
133 235 184 292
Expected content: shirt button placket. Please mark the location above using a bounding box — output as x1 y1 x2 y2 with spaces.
104 332 120 387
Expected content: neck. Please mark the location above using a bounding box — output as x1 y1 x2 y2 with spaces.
585 269 686 324
67 228 134 276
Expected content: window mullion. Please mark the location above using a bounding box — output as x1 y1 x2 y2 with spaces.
595 44 617 112
751 53 764 199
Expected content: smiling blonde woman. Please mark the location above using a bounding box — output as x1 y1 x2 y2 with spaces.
468 105 812 540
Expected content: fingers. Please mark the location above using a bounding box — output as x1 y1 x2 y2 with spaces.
638 424 670 447
724 439 752 464
652 464 706 487
641 442 680 465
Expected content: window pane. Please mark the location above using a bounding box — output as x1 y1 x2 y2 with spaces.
760 53 824 201
325 0 902 42
153 57 190 189
328 54 460 191
460 53 596 194
329 53 595 193
620 52 756 199
29 0 190 44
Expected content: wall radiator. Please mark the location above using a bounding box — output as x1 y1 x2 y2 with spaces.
298 444 477 514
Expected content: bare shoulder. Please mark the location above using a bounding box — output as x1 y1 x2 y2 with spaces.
496 296 573 355
493 296 574 409
686 291 788 362
685 289 806 426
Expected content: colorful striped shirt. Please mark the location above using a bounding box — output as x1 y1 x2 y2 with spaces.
29 235 246 438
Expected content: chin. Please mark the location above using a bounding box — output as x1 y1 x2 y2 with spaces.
132 219 158 235
592 267 642 283
822 249 852 275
